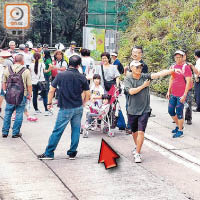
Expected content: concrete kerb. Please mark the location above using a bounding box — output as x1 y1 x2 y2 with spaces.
145 134 200 167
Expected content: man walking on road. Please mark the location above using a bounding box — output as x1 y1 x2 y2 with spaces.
124 60 181 163
166 50 192 138
2 54 32 138
38 55 90 160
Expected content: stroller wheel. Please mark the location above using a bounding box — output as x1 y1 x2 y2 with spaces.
83 130 89 138
108 132 114 137
103 126 109 134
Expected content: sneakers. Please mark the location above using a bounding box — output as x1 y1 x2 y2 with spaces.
173 130 183 138
66 155 76 160
134 153 142 163
34 110 41 115
27 116 38 122
186 120 192 125
132 148 136 155
37 153 54 160
2 134 8 138
44 111 53 116
172 126 178 133
12 134 22 138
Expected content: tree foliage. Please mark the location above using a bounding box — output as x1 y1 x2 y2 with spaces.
119 0 200 94
0 0 86 47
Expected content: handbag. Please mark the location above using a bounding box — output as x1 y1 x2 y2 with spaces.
101 65 116 91
37 81 47 92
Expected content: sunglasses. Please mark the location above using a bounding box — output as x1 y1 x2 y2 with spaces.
136 65 143 69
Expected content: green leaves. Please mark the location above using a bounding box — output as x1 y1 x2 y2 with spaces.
119 0 200 95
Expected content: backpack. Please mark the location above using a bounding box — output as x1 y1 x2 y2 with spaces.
117 62 124 74
5 66 26 105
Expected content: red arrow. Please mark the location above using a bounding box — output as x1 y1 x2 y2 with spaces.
98 138 120 169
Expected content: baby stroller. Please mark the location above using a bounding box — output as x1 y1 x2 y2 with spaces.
81 85 120 138
107 85 120 129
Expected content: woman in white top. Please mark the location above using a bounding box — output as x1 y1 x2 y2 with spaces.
30 53 51 115
95 52 120 92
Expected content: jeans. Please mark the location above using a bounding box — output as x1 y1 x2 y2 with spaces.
194 82 200 111
32 84 48 111
2 96 27 136
44 106 83 158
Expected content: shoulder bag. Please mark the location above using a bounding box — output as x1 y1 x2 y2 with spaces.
101 65 116 91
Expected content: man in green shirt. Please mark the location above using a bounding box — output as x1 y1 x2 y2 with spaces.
124 60 181 163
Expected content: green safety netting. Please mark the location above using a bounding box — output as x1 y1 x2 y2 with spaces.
87 0 127 30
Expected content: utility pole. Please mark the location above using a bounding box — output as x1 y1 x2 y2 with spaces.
50 0 53 47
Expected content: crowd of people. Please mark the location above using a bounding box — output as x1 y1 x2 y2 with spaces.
0 40 200 163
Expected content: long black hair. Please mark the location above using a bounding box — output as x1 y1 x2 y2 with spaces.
44 50 52 62
33 53 41 74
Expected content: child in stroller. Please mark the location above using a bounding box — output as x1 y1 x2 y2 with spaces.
82 94 113 138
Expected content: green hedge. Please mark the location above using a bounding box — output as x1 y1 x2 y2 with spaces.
119 0 200 95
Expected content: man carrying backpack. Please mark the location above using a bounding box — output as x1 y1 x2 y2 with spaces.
111 52 124 74
2 54 32 138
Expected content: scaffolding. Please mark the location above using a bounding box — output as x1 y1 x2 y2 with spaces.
85 0 126 31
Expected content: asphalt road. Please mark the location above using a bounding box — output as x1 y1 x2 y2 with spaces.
0 94 200 200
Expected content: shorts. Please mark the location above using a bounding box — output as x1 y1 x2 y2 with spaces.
128 112 150 133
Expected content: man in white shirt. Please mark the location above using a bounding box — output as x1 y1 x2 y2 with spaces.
65 41 78 58
24 44 33 69
194 49 200 112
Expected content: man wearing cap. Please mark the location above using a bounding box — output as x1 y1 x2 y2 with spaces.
24 44 33 69
65 41 78 58
43 44 49 51
111 52 124 74
166 50 192 138
0 50 13 114
124 60 181 163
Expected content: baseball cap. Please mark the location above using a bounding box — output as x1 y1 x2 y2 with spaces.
25 44 29 48
19 44 25 50
130 60 143 67
111 52 118 57
70 41 76 45
174 50 185 56
37 43 42 48
43 44 49 48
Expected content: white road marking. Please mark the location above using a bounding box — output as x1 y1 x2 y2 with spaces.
144 140 200 174
145 134 200 166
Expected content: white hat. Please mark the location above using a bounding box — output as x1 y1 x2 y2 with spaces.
111 52 118 57
174 50 185 56
130 60 142 67
0 50 12 57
